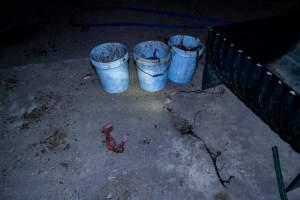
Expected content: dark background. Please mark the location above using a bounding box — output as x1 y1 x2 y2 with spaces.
0 0 299 67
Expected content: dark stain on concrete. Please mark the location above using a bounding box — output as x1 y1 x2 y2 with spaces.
40 130 67 150
214 191 229 200
60 162 69 168
0 78 17 91
21 104 49 129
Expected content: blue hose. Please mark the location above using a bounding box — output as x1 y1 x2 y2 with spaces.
72 22 210 30
90 6 230 24
70 6 230 30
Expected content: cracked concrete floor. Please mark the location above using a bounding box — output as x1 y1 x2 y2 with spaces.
1 58 300 200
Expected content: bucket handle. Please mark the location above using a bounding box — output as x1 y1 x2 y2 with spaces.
196 46 205 66
136 56 172 77
137 64 169 77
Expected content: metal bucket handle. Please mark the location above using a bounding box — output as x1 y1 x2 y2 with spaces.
196 45 205 66
136 56 172 77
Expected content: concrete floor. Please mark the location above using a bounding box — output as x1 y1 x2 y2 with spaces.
1 1 300 199
1 58 300 200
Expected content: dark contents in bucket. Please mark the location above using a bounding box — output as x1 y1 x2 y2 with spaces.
174 44 200 51
175 38 200 51
94 47 125 63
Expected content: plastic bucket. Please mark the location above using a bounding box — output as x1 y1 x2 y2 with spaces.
168 35 204 84
134 41 170 92
90 43 129 93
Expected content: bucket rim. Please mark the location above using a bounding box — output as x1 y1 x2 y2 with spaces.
168 35 202 53
133 40 171 66
90 42 129 69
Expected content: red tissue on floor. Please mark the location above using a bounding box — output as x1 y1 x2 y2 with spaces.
102 123 128 153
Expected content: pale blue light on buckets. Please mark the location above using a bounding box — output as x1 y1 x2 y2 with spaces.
134 41 170 92
168 35 204 84
90 43 129 93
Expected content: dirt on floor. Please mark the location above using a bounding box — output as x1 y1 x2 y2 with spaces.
0 58 299 200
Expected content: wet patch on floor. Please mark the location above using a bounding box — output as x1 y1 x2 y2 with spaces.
0 78 17 91
1 90 62 133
